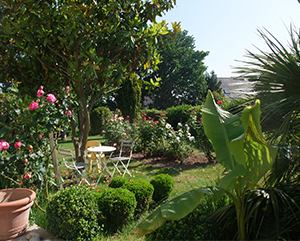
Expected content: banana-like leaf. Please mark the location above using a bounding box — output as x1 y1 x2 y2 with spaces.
203 91 278 190
137 186 225 236
202 91 246 189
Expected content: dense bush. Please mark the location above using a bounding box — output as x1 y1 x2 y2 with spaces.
46 186 99 241
123 179 154 215
166 104 193 130
94 187 137 232
145 196 230 241
142 108 165 121
109 176 128 188
150 174 174 204
90 106 112 135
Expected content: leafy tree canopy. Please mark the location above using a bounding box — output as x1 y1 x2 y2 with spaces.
142 30 209 109
0 0 179 162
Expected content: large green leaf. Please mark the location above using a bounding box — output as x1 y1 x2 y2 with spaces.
137 186 225 236
202 90 246 189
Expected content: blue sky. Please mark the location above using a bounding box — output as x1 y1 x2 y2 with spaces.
158 0 300 77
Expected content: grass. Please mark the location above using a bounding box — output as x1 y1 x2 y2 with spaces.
30 135 224 241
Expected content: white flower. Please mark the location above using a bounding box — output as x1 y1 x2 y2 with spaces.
189 136 195 142
166 123 172 129
178 122 182 127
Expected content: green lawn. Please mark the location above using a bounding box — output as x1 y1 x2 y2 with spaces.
31 135 223 241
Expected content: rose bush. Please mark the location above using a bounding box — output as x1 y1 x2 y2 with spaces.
103 110 194 161
0 86 72 190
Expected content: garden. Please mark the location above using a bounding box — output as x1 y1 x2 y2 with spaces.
1 1 300 240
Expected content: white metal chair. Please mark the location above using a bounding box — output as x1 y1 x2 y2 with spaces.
109 140 135 177
59 148 90 185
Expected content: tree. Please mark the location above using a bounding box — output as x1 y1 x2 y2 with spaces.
142 30 208 109
205 70 222 93
116 73 142 122
0 0 179 163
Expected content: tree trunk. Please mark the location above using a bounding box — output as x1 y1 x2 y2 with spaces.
71 83 91 164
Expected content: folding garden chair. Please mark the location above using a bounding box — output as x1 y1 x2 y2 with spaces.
109 140 135 177
59 148 90 185
86 141 106 173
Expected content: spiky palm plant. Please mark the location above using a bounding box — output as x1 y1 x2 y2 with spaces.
236 26 300 144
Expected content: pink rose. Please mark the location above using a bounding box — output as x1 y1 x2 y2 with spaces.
46 94 57 103
38 134 43 140
29 101 39 110
113 143 117 147
122 133 126 136
217 101 223 105
24 174 31 179
65 110 72 115
66 86 70 94
14 141 21 148
36 89 44 97
23 159 28 164
1 141 9 150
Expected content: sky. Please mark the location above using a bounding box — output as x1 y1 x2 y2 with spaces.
158 0 300 77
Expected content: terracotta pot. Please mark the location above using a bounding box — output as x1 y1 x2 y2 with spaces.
0 188 36 240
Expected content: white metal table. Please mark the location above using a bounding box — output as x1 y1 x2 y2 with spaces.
87 146 116 185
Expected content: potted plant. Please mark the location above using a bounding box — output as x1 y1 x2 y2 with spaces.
0 188 36 240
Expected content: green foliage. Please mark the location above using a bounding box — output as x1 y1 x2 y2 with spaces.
90 106 112 135
46 186 99 241
138 91 278 240
116 73 142 123
0 86 72 189
236 26 300 142
150 174 174 204
0 0 178 164
142 108 165 121
123 179 154 215
109 176 128 188
211 188 300 240
166 104 193 130
94 187 137 232
146 196 230 241
187 106 214 161
205 70 222 93
103 110 194 161
142 30 208 109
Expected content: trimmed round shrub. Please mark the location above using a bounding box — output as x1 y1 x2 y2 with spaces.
123 179 154 215
150 174 174 203
46 185 99 241
109 176 128 188
94 187 137 232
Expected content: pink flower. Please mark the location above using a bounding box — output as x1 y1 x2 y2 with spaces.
65 110 72 115
66 86 70 94
122 133 126 136
143 116 146 120
217 101 223 105
126 115 130 119
113 143 117 147
0 141 9 150
24 174 31 179
46 94 57 103
154 121 159 124
29 101 39 110
36 89 44 97
39 86 44 90
23 159 28 164
38 134 43 140
14 141 21 148
148 116 152 120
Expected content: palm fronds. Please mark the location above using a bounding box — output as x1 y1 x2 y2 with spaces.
235 26 300 143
